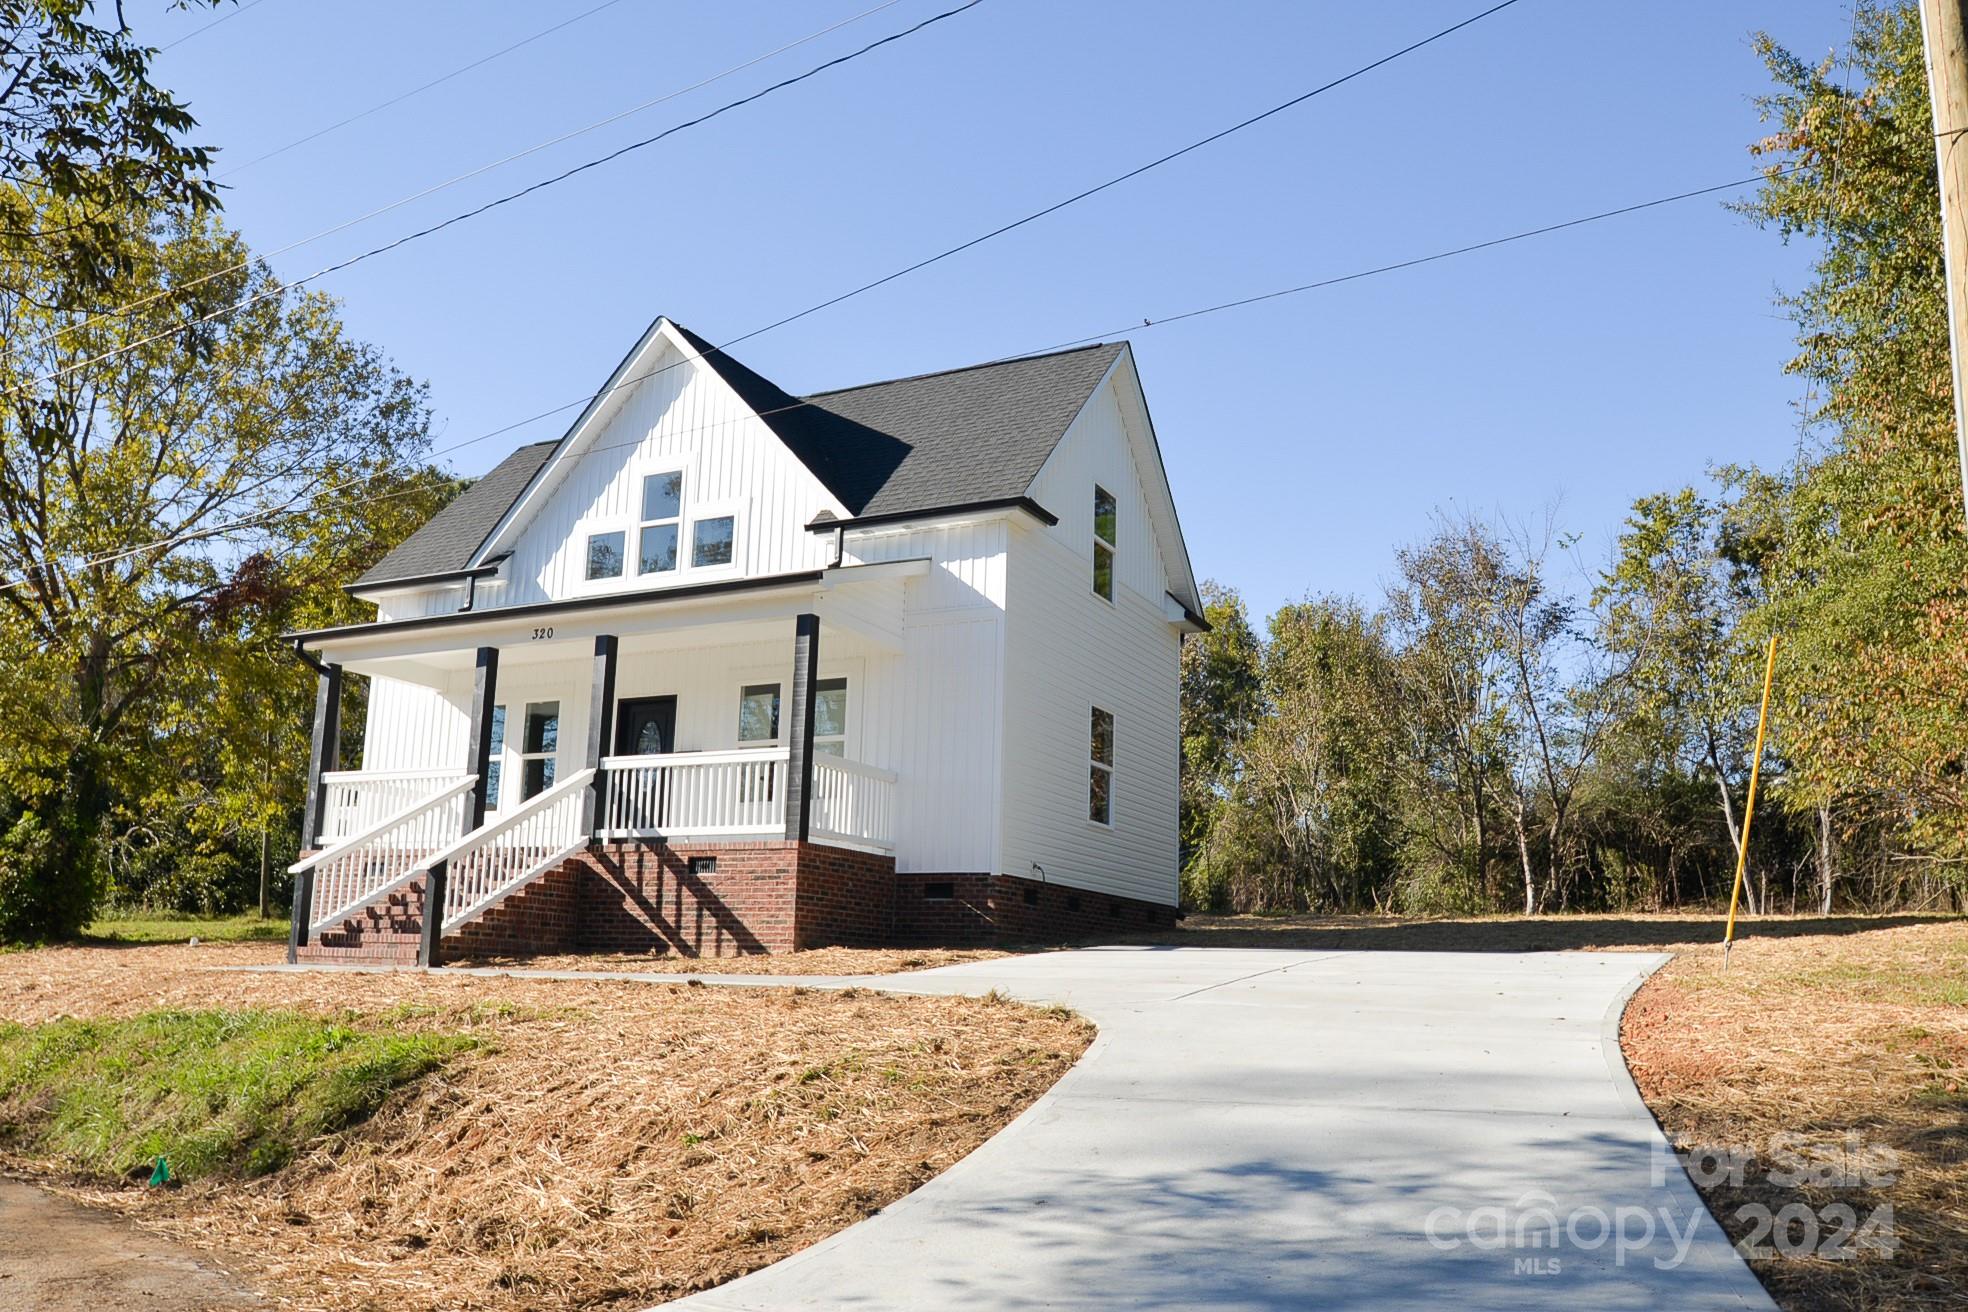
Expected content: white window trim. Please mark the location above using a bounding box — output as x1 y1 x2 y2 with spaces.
634 461 688 578
687 497 746 577
575 520 632 591
730 658 862 754
1088 702 1115 830
1092 483 1118 605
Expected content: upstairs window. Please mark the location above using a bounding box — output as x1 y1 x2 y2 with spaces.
1089 706 1115 825
585 529 625 580
693 515 736 567
1092 484 1117 601
638 471 683 575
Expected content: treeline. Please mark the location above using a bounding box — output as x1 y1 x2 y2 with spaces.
1180 5 1968 917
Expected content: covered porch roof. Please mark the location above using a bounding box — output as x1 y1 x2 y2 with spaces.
290 559 927 678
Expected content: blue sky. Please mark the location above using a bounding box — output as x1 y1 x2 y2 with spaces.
144 0 1853 619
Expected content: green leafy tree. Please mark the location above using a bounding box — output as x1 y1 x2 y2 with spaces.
0 189 444 938
1 1 223 287
1740 2 1968 881
1177 581 1262 908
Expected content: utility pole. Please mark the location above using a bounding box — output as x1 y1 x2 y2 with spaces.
1918 0 1968 523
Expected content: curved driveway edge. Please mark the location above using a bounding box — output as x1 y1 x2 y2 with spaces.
652 946 1775 1311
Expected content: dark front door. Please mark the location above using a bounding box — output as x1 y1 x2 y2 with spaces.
615 695 677 757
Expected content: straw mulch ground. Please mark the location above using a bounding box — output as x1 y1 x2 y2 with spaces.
0 943 1092 1311
1623 920 1968 1312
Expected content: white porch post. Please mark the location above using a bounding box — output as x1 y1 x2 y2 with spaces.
784 613 820 843
584 634 619 836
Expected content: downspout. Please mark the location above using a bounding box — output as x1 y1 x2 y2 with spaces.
290 637 331 677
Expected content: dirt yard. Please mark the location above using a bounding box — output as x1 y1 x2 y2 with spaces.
1624 919 1967 1312
0 942 1091 1312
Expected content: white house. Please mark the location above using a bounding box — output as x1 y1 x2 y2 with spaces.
285 317 1205 964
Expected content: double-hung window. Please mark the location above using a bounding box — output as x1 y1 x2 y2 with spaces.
639 471 683 575
1093 485 1117 601
519 701 559 800
484 705 507 808
1089 706 1114 825
814 678 848 756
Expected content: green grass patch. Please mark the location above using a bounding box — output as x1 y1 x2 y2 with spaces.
0 1009 472 1180
82 908 289 944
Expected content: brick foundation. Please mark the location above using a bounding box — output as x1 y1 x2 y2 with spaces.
296 842 1174 964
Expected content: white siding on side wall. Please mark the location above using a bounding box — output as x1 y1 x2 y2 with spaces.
1001 379 1183 905
1025 375 1169 607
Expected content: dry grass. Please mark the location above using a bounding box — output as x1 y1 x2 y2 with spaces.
1623 920 1968 1312
0 943 1091 1311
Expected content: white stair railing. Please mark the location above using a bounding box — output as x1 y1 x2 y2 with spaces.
424 767 596 933
318 769 471 844
811 756 898 851
290 777 474 938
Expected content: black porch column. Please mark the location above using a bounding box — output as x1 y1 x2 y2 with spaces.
463 646 500 831
783 613 820 842
583 634 619 835
300 662 343 850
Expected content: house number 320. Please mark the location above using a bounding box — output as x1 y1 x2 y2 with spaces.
531 626 554 640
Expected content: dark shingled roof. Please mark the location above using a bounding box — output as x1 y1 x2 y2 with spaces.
356 326 1125 589
356 440 556 587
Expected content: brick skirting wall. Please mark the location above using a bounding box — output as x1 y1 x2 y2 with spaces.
892 871 1177 947
297 842 1174 964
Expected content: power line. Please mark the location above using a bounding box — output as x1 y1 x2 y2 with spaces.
18 0 1516 407
20 0 911 359
158 0 272 52
4 165 1781 594
10 0 986 400
216 0 635 177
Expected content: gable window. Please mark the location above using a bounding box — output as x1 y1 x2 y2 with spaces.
738 683 780 744
814 677 848 757
520 701 559 800
1089 705 1114 825
1092 485 1117 601
586 529 625 581
484 705 506 809
693 515 736 568
638 471 683 575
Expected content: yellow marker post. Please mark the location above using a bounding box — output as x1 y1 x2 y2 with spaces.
1723 635 1780 970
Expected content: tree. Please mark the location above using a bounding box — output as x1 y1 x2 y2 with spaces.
0 189 444 938
1594 489 1762 896
1178 581 1262 908
1 1 223 288
1740 2 1968 889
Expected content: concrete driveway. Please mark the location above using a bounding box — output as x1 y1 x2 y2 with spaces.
662 946 1774 1311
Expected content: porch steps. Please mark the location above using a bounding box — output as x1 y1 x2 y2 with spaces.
297 853 587 965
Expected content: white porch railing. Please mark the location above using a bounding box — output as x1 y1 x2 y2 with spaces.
811 755 898 850
601 749 896 851
425 767 596 933
290 777 474 938
318 769 470 844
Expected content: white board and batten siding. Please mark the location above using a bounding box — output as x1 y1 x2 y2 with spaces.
1000 379 1183 907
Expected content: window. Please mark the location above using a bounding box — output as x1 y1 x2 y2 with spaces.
484 704 506 809
1092 485 1117 601
520 701 559 800
586 529 625 580
1089 705 1114 825
693 515 736 567
814 677 848 757
738 683 780 743
638 471 682 575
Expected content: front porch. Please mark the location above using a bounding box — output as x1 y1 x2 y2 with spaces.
288 584 909 964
